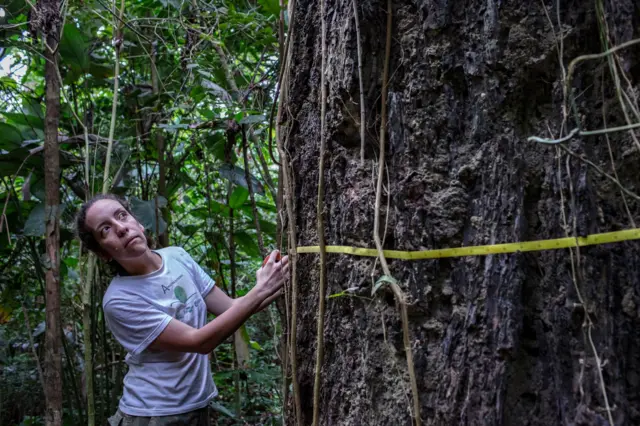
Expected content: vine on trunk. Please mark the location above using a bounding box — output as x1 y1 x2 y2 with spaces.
370 2 421 425
277 1 303 423
312 0 329 423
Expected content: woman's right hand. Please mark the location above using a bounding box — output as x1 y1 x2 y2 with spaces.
255 250 289 299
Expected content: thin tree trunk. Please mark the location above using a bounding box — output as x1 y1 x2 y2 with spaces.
41 2 63 422
83 255 97 426
228 186 242 416
151 39 169 247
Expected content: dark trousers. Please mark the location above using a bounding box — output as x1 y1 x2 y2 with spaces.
107 406 211 426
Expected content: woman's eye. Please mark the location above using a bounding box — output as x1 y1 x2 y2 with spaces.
118 212 127 219
101 226 110 236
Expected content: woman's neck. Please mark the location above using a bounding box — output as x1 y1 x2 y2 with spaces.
118 250 163 276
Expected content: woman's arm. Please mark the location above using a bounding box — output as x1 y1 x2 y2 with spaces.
204 286 235 316
150 251 287 354
204 287 283 316
148 286 270 354
204 253 288 316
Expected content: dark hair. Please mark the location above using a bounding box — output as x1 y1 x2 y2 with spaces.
75 194 153 275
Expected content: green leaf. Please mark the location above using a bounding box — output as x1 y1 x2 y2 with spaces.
201 79 232 102
256 201 276 212
129 196 167 235
29 176 46 200
372 275 398 296
199 107 215 120
0 123 23 151
2 0 27 18
158 123 189 132
88 63 114 79
208 401 236 418
174 286 187 303
0 149 44 177
258 0 280 16
234 231 261 257
63 257 79 267
218 164 265 195
2 112 44 130
229 186 249 209
22 97 44 121
166 171 197 199
24 203 66 236
59 23 89 71
235 325 251 367
159 0 181 9
258 219 276 236
33 321 45 337
329 287 359 299
177 224 200 237
249 340 263 351
239 114 265 125
0 76 18 90
190 198 230 220
209 136 236 163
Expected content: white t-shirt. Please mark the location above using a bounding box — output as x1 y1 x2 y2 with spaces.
103 246 218 416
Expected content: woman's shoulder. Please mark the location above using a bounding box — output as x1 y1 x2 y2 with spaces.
157 246 195 266
156 245 189 258
102 275 141 307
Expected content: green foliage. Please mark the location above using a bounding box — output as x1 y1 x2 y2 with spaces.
0 0 284 423
130 196 168 235
23 203 67 236
239 115 266 125
234 231 262 257
372 275 399 296
219 164 266 195
59 24 90 74
0 122 23 150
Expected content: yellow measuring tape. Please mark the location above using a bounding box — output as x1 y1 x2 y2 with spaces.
296 228 640 260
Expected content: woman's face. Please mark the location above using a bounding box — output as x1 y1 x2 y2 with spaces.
84 199 148 261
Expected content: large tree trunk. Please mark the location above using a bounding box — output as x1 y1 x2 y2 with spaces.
282 1 640 425
36 0 63 424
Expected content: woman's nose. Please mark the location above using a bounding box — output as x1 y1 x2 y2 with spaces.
114 222 128 237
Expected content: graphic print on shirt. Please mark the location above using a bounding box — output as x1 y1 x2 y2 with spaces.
160 272 201 323
173 285 201 321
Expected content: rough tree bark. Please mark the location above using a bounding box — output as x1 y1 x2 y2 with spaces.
32 0 63 424
283 1 639 425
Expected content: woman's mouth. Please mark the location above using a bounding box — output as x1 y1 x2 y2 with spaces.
125 236 139 248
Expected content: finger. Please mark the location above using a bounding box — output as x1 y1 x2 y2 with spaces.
268 249 280 265
280 255 289 266
282 263 290 275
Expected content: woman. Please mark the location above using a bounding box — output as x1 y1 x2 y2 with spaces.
75 194 287 426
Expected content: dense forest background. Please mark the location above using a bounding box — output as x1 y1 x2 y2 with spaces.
1 0 284 424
